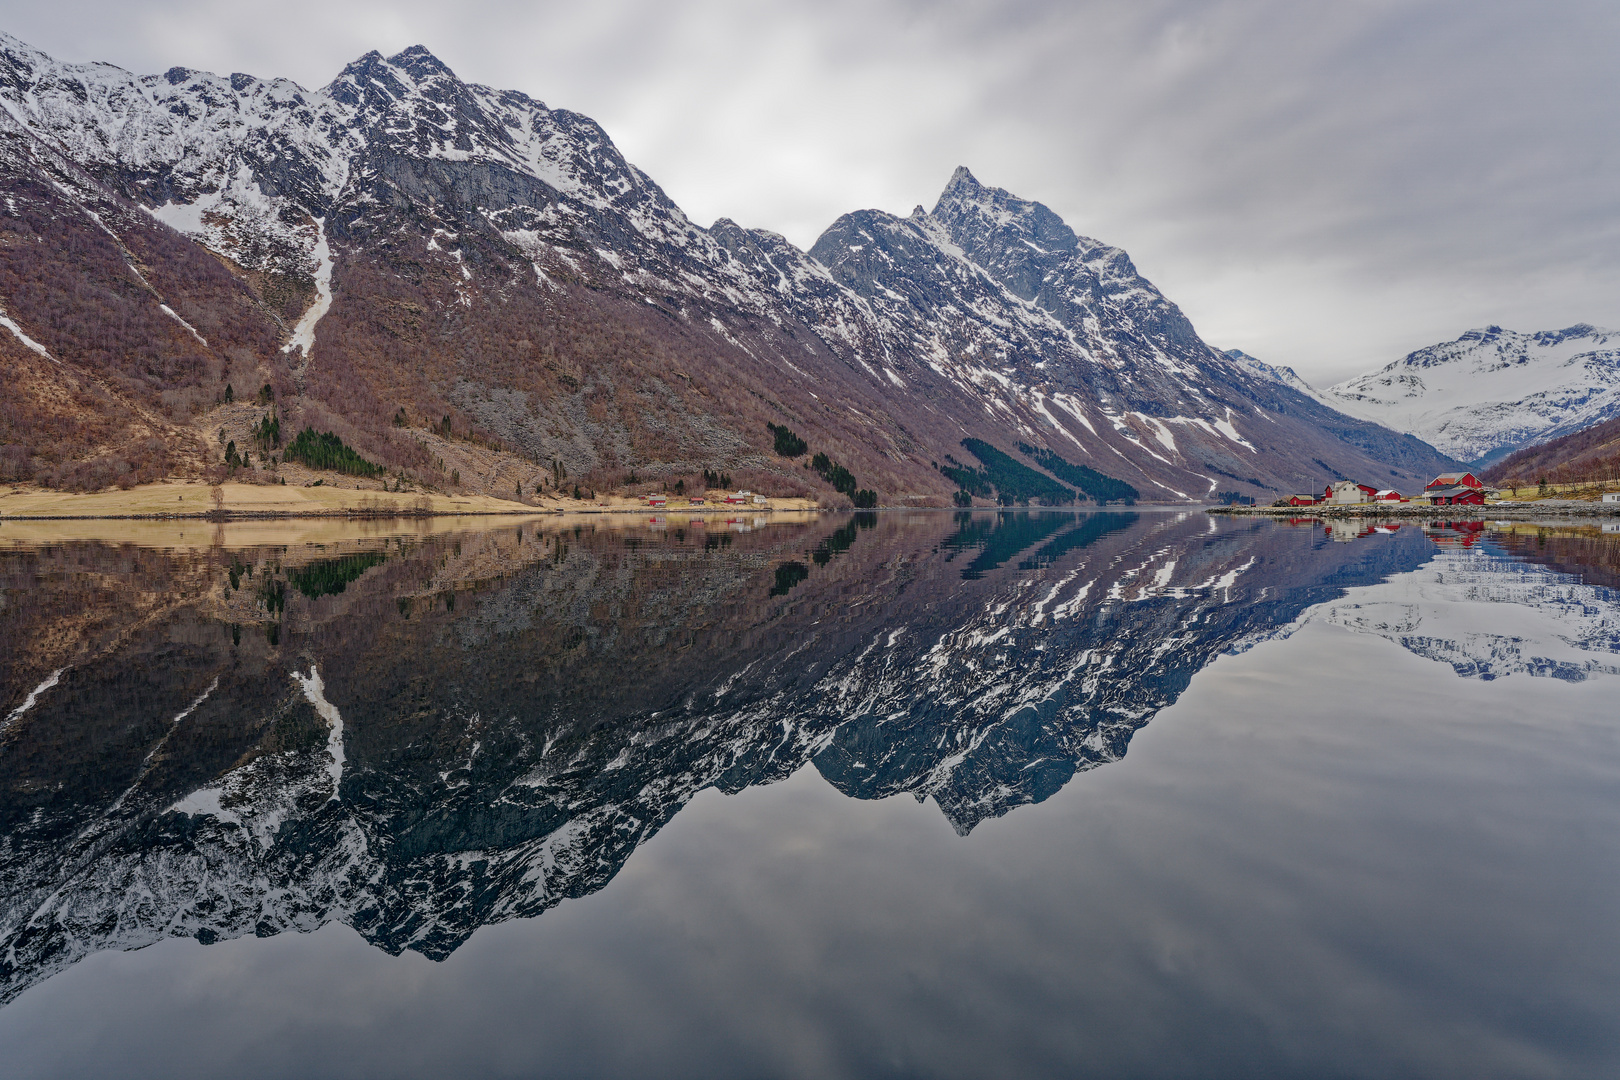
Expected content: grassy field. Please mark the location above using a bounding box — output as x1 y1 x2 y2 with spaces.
0 480 821 521
1490 479 1620 502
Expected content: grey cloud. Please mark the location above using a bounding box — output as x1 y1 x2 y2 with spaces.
5 0 1616 383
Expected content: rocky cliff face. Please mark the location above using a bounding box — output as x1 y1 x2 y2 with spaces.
0 33 1455 500
0 511 1461 1005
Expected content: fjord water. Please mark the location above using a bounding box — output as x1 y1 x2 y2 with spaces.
1 512 1617 1078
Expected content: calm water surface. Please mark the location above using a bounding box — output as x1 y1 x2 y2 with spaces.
1 510 1617 1078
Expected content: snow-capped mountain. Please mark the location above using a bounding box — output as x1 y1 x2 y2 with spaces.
1322 325 1620 466
0 32 1456 500
1223 348 1332 403
0 512 1440 1005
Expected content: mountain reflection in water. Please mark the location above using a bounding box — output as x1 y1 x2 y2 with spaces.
0 510 1615 1012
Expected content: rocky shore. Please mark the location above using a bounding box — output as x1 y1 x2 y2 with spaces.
1209 500 1620 519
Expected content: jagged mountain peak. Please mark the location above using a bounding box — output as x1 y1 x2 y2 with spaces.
324 43 464 105
390 44 458 77
929 166 1079 255
0 29 1461 502
0 30 57 72
936 164 992 206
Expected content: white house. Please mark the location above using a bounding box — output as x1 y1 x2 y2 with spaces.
1327 480 1373 505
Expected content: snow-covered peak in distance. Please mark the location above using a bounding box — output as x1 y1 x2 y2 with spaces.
1322 324 1620 465
1222 348 1332 403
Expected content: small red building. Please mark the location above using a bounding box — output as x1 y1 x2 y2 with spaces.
1426 472 1483 491
1288 493 1319 506
1374 489 1405 502
1426 486 1485 506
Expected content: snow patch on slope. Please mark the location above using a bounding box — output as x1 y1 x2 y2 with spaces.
0 309 56 363
283 219 333 358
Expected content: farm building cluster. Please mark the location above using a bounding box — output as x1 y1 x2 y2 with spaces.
1283 472 1489 508
643 490 769 509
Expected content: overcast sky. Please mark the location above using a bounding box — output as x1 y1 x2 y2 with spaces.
4 0 1616 384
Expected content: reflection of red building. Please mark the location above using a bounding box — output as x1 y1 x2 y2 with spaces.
1426 472 1483 491
1424 520 1486 548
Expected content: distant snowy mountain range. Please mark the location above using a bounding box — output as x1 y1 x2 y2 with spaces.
1234 326 1620 468
0 31 1455 500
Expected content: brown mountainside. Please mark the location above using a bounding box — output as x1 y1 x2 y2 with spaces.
0 34 1458 504
1484 415 1620 487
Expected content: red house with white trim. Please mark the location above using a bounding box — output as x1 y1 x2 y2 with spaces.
1426 472 1482 491
1426 486 1485 506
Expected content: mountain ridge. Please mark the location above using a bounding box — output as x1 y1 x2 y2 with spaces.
0 33 1458 501
1316 323 1620 466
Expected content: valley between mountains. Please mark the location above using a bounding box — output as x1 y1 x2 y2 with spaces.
0 33 1459 507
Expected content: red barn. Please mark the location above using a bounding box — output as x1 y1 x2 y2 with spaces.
1426 472 1482 491
1426 486 1485 506
1288 493 1319 506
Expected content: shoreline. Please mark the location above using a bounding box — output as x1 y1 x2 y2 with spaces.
1208 501 1620 519
0 480 824 521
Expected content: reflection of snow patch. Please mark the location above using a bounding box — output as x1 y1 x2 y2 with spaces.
283 218 333 358
2 668 64 732
107 677 220 812
168 785 234 823
171 676 219 727
292 666 346 799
